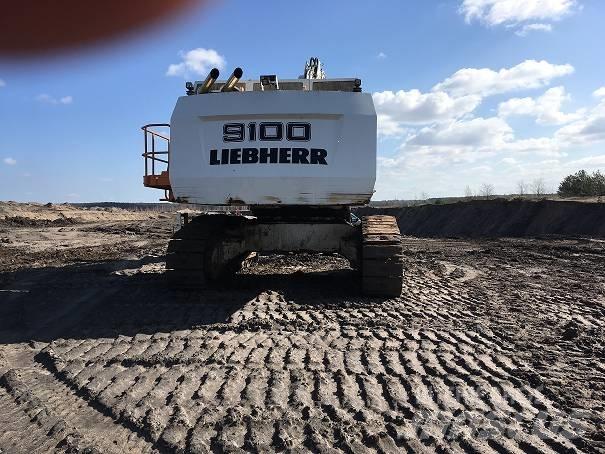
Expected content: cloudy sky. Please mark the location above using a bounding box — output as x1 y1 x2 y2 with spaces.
1 0 604 202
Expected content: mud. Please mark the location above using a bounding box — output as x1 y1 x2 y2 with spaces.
0 204 604 453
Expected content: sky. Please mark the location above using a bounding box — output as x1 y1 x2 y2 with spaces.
1 0 604 202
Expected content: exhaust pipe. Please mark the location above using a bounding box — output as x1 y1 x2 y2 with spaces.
221 67 243 92
197 67 220 94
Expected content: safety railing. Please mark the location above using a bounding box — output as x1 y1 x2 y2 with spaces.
142 123 172 200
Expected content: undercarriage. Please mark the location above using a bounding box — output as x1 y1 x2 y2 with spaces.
165 210 404 297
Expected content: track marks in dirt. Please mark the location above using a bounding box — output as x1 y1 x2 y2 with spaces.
228 269 488 333
3 235 603 452
0 366 157 453
0 384 64 454
38 317 585 453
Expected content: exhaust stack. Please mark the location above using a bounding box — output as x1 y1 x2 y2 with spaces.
197 67 220 94
221 67 243 92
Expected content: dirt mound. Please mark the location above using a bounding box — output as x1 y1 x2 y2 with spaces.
0 215 76 227
357 199 605 238
0 201 169 225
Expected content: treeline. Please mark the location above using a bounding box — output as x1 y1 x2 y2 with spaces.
558 170 605 197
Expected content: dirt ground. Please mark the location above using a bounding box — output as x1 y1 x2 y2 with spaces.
0 204 604 453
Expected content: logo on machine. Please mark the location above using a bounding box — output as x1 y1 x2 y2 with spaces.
209 122 328 165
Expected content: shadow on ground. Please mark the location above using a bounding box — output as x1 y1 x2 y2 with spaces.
0 255 367 344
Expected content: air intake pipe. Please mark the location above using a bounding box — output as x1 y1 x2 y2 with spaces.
197 67 220 94
221 67 243 92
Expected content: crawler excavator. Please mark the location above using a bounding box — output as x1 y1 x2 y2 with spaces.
141 58 403 296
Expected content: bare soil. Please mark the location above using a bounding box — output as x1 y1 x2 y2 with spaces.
0 204 604 453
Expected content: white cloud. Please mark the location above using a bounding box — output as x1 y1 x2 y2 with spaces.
499 136 560 154
0 78 5 87
499 97 535 116
372 65 605 198
385 84 605 157
376 114 407 137
496 86 605 149
375 60 575 139
498 86 583 125
433 60 574 97
566 155 605 168
554 93 605 145
373 89 481 136
378 115 562 181
3 157 17 165
375 127 565 199
373 62 578 186
36 94 73 105
515 23 553 36
378 147 489 173
555 99 605 146
593 87 605 98
377 52 387 59
408 117 513 148
460 0 577 27
166 48 225 78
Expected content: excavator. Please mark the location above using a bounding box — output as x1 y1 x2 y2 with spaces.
141 58 403 296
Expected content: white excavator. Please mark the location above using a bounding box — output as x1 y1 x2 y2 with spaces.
141 58 403 296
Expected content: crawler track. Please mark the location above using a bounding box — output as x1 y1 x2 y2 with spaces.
165 214 245 286
361 215 404 297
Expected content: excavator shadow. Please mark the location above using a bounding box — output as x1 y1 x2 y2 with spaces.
0 255 247 344
0 254 381 344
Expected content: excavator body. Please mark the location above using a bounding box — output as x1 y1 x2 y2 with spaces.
142 59 403 296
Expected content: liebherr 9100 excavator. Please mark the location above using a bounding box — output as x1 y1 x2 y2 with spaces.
141 59 403 296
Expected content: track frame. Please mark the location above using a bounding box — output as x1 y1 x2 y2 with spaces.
166 213 403 296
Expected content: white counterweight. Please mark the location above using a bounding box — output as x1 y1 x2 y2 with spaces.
168 89 377 206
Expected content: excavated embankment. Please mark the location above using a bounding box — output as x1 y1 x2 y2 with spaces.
356 199 605 238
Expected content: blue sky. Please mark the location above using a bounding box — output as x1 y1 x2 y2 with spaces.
1 0 604 202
